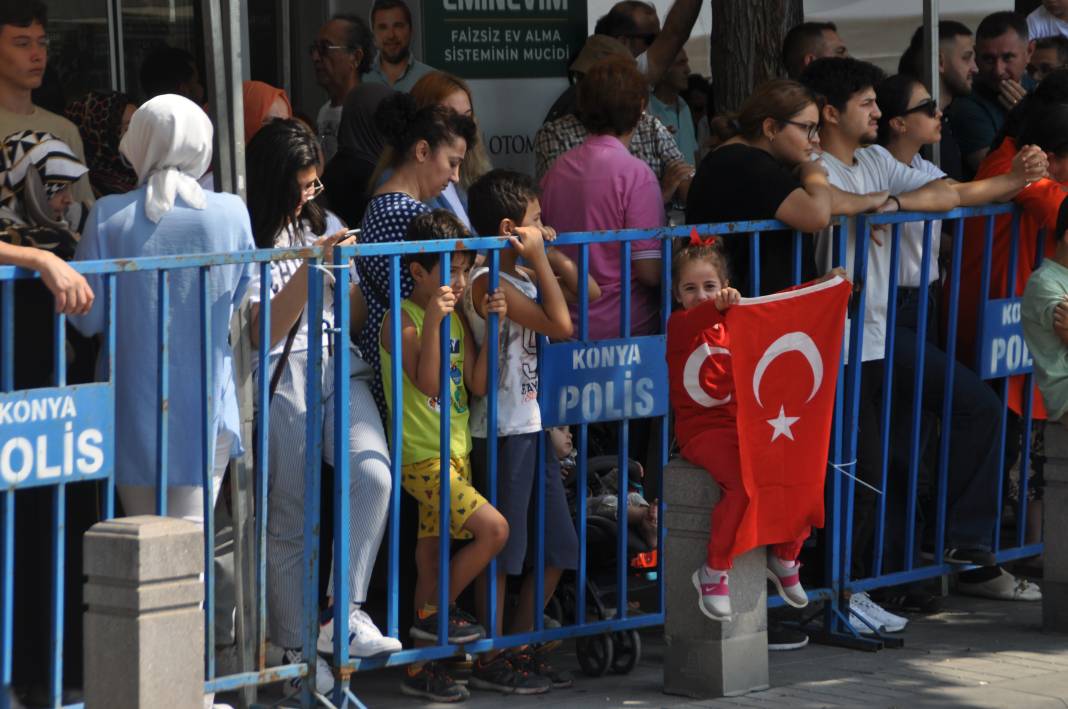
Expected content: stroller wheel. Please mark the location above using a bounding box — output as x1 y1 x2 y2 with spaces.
576 633 615 677
610 630 641 674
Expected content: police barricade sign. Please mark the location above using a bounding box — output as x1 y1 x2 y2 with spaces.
978 298 1034 379
539 336 668 426
0 383 113 489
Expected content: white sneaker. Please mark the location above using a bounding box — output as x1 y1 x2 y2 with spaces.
692 565 732 621
850 592 907 633
318 607 403 658
281 648 335 697
846 608 878 636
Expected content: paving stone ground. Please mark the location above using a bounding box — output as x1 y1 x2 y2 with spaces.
313 594 1068 709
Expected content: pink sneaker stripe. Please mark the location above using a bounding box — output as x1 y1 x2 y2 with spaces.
776 573 801 587
700 581 729 597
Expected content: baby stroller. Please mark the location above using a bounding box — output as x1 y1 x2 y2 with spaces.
547 455 658 677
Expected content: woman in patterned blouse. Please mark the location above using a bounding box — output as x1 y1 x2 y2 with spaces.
356 92 477 422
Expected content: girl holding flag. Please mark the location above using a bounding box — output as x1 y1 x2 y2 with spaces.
667 230 850 621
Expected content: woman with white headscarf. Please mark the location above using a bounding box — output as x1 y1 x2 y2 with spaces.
72 94 255 524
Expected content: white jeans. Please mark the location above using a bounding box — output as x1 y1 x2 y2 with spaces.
118 428 235 526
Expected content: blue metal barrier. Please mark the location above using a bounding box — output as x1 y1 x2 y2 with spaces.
0 205 1045 708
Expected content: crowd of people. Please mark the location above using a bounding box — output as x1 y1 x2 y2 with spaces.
3 0 1068 705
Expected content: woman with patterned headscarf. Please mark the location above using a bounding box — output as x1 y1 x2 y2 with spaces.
65 90 139 197
0 129 89 257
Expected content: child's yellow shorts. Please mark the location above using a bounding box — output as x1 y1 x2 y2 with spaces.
401 456 488 539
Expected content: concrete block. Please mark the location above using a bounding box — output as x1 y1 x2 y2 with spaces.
84 515 205 709
662 458 770 699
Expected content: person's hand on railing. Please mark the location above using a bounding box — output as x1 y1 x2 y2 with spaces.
36 250 94 316
713 287 741 312
483 287 508 320
1053 296 1068 346
867 194 901 246
1009 144 1049 186
997 78 1028 113
426 284 458 326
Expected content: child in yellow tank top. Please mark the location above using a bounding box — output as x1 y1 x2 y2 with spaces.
378 211 509 651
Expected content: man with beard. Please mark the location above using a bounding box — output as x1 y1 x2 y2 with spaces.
363 0 433 92
311 14 374 161
899 21 978 181
945 12 1035 178
800 56 959 635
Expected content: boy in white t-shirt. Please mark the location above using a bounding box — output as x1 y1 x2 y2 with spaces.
463 169 598 693
800 56 960 634
1028 0 1068 40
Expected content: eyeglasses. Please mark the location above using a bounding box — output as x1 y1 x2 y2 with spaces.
900 98 938 118
783 119 820 140
302 177 324 200
308 40 352 57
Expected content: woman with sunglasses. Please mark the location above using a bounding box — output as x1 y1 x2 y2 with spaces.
687 79 876 296
871 73 1047 609
246 118 401 697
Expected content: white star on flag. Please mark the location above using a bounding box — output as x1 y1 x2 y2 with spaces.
767 405 800 442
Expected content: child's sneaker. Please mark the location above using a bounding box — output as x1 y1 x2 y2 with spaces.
410 605 486 643
318 607 402 658
400 662 470 702
692 565 731 621
766 554 809 608
280 648 335 697
469 652 552 694
514 647 574 689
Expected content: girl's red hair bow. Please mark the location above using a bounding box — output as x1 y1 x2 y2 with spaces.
689 228 718 247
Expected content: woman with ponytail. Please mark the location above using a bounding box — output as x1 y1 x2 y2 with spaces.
686 79 836 296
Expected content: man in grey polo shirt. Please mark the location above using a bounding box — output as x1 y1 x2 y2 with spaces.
362 0 433 92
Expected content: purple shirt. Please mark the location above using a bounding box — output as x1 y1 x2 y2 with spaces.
540 134 664 340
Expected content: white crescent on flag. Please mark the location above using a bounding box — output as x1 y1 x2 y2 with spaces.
683 342 731 408
752 332 824 409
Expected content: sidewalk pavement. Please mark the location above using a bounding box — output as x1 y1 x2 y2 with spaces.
335 594 1068 708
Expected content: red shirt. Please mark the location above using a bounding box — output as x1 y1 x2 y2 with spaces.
667 299 736 447
947 137 1065 417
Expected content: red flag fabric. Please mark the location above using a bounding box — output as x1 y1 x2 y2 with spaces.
723 276 850 558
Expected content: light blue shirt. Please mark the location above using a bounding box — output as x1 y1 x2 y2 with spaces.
72 187 255 487
647 93 699 167
362 55 435 93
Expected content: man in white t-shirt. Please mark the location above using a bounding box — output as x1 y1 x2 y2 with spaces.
311 14 374 162
800 56 962 632
1028 0 1068 40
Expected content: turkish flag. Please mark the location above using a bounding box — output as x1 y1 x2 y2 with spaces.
724 276 851 556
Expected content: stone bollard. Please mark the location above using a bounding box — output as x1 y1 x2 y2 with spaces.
663 458 770 698
83 515 205 709
1044 422 1068 632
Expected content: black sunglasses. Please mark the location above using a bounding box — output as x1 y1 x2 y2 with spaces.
900 98 938 118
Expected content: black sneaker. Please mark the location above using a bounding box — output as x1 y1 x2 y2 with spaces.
523 648 574 689
877 589 942 614
767 622 808 651
410 605 485 643
400 662 470 703
469 652 552 695
944 548 997 567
